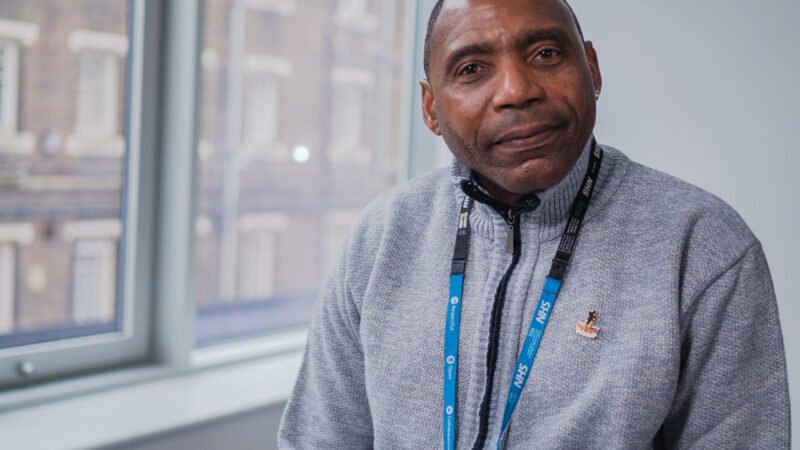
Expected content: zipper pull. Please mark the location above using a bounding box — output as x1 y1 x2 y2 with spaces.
505 209 515 253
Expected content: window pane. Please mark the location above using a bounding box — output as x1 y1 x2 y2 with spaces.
195 0 408 345
0 1 130 349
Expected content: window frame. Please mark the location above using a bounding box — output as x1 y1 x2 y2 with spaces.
65 29 129 157
0 19 38 154
0 0 159 397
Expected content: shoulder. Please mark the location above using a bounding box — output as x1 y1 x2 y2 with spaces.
349 166 456 243
623 152 755 244
600 145 760 299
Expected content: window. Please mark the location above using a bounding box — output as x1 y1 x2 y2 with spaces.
194 0 408 345
0 243 16 334
62 220 121 326
0 2 139 389
0 19 38 154
65 29 128 156
242 55 292 162
329 66 374 163
0 223 32 340
71 239 117 325
0 0 412 409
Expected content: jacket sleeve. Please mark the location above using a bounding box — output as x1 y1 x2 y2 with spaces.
660 242 791 448
277 234 374 449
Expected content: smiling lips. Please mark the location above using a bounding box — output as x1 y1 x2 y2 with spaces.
493 124 561 150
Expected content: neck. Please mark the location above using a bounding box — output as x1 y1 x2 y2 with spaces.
473 173 529 207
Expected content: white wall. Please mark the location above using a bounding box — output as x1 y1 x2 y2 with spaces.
569 0 799 443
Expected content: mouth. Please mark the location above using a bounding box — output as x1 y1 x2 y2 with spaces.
492 124 561 151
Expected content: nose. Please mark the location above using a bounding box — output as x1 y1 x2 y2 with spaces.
491 59 544 110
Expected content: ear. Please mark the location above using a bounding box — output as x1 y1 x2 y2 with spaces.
584 41 602 94
420 80 441 135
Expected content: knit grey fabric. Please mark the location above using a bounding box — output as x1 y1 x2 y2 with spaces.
278 143 790 449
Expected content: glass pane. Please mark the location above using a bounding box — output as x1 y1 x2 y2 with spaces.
0 1 130 349
195 0 408 345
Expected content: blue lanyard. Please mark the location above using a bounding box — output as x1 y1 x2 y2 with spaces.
443 143 603 449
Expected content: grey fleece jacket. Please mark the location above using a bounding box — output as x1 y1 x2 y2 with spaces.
278 142 790 449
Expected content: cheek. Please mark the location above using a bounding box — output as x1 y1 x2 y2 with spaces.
438 89 488 136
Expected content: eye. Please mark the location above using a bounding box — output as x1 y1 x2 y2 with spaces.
456 63 483 77
532 48 561 63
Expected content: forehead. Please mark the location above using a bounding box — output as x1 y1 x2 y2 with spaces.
433 0 578 56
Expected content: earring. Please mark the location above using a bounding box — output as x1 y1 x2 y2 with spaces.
594 89 601 100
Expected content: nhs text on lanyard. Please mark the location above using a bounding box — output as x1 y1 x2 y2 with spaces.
443 143 603 449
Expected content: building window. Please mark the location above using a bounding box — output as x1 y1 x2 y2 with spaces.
238 230 276 300
0 19 38 154
0 243 14 335
334 0 377 33
0 222 34 337
329 66 374 163
65 29 128 157
71 239 117 325
62 219 121 325
236 213 288 300
76 52 118 139
242 54 293 162
244 75 280 154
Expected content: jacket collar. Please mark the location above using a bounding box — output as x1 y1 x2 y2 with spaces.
450 137 596 242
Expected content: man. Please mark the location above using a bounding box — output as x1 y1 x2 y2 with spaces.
279 0 791 448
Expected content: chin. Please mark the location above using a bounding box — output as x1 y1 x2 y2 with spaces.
501 158 572 193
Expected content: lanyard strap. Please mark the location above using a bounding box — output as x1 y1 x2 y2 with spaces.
443 143 603 450
444 196 473 450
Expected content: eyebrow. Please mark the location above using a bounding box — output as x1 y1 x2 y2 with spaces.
512 28 571 52
441 27 572 76
442 42 496 76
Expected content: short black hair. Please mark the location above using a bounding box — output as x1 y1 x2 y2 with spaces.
423 0 584 79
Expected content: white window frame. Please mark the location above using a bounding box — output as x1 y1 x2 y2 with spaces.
241 54 293 163
65 29 129 157
329 66 374 163
0 0 156 394
0 19 38 154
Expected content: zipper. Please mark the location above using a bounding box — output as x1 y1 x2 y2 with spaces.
505 209 515 253
459 179 540 449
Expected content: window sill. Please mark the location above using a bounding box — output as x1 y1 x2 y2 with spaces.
243 0 296 16
241 141 290 164
0 351 303 450
64 134 125 157
0 131 35 155
333 11 378 34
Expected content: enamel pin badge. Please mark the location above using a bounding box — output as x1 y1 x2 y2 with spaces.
576 309 600 338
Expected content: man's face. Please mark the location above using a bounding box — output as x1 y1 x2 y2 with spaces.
421 0 602 205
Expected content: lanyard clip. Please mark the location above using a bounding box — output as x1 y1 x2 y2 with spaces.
547 250 571 280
